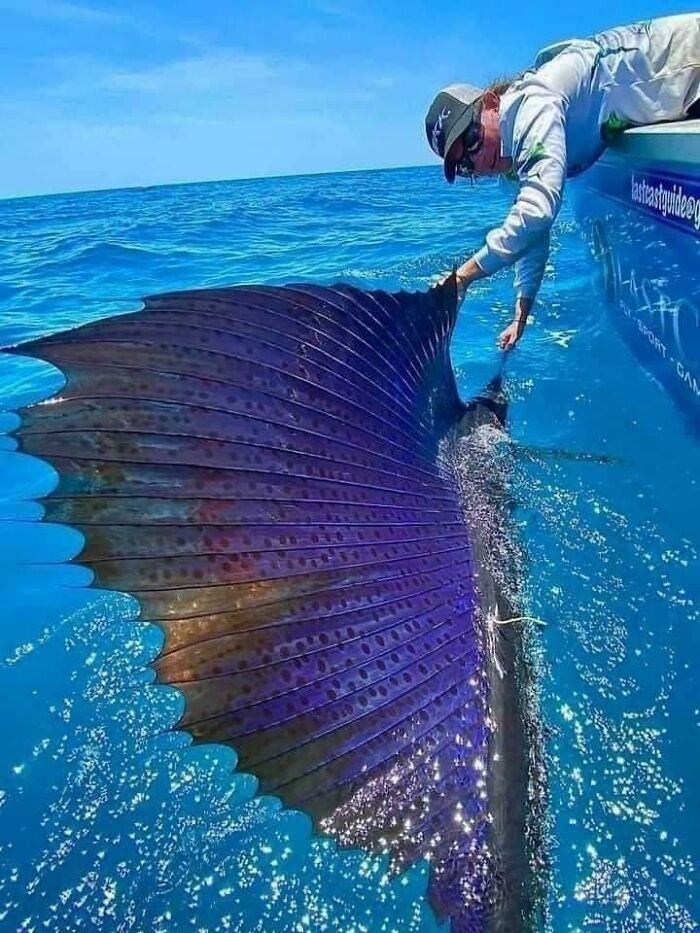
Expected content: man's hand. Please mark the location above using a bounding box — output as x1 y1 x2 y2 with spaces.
431 257 486 301
498 296 533 350
431 270 456 288
498 319 526 350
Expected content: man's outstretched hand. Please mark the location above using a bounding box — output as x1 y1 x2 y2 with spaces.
431 270 468 302
432 265 533 351
499 319 525 350
431 257 486 302
499 297 533 351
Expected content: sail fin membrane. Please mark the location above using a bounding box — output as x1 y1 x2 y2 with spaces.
11 280 520 931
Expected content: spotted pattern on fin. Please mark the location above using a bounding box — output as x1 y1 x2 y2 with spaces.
11 281 501 931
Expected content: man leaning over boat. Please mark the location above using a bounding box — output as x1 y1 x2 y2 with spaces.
425 14 700 349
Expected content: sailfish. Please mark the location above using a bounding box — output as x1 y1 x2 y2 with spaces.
7 275 542 931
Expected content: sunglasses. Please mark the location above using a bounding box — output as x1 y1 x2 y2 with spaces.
455 114 485 177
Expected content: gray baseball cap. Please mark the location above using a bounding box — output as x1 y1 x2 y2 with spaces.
425 84 483 181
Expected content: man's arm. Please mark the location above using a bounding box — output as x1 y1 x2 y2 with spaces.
499 229 550 346
514 229 550 302
454 95 566 341
455 255 487 291
472 97 566 275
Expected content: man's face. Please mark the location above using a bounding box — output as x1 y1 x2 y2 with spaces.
444 95 508 181
469 104 504 175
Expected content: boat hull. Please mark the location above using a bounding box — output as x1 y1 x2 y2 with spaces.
574 121 700 428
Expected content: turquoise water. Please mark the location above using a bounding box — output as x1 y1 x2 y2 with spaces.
0 166 698 931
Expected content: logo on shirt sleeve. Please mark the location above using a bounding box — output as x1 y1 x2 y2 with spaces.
519 141 547 174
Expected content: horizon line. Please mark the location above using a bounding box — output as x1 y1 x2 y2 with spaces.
0 161 438 205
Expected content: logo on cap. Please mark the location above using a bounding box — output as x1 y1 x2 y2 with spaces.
431 107 451 156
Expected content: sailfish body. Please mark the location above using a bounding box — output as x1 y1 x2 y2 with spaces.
9 278 536 931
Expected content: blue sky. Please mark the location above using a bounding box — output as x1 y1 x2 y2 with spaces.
1 0 697 197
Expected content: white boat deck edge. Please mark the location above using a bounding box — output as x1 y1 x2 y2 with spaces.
610 119 700 166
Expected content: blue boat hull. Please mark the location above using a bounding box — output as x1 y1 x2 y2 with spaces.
574 125 700 429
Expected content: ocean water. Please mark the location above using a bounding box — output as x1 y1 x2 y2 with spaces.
0 166 698 932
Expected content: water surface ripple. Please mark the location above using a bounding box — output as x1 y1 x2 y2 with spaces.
0 167 698 932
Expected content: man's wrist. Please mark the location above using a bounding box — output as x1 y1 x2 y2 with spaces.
513 296 534 325
456 257 486 287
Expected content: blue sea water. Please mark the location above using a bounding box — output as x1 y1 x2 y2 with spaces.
0 166 698 932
